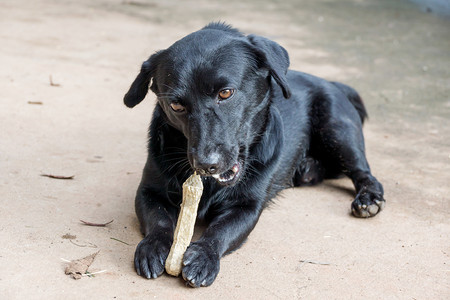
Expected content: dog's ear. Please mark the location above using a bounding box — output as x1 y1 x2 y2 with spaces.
248 35 291 99
123 52 161 108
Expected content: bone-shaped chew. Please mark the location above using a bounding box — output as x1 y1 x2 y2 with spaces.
165 173 203 276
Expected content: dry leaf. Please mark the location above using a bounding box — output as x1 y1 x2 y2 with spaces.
64 251 99 280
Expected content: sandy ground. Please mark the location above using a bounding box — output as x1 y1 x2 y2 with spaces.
1 0 449 299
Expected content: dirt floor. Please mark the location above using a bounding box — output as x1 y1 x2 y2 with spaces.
1 0 449 299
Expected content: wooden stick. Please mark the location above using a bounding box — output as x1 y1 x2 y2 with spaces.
165 173 203 276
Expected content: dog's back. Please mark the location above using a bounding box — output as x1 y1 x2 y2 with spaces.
330 81 368 123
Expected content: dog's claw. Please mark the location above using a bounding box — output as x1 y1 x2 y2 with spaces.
375 199 385 210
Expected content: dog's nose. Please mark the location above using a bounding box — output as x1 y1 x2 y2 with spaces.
193 153 220 176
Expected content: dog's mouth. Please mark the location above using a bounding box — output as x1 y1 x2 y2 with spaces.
211 162 242 186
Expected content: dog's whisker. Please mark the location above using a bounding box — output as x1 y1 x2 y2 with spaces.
160 83 176 91
162 148 188 153
170 160 193 178
159 158 190 175
155 152 187 159
243 163 262 179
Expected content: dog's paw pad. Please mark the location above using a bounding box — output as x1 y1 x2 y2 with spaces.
351 192 385 218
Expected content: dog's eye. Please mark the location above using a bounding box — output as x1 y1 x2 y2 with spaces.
170 101 185 112
218 88 235 100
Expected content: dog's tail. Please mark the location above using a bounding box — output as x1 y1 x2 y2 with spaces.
331 81 368 124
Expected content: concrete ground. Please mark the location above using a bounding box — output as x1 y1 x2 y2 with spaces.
1 0 449 299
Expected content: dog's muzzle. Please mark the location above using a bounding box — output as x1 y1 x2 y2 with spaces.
193 156 242 186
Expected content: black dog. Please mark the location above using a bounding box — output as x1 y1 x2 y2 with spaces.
124 23 385 287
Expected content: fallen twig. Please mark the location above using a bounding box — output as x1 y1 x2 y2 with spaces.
49 75 61 87
299 259 332 267
110 237 131 246
80 219 114 227
69 240 98 248
122 0 157 7
83 270 107 277
28 101 43 105
40 174 74 180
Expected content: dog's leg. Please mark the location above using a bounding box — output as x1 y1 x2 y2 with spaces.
348 169 385 218
293 157 325 186
182 202 262 287
134 185 178 279
319 120 385 218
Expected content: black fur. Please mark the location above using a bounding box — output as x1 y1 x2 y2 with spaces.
124 23 385 287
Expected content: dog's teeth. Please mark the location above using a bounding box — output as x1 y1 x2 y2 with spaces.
211 163 240 184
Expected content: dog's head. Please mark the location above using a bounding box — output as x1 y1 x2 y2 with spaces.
124 23 291 186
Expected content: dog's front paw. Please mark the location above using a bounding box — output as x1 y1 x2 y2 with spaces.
182 241 220 287
134 235 172 279
351 190 385 218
